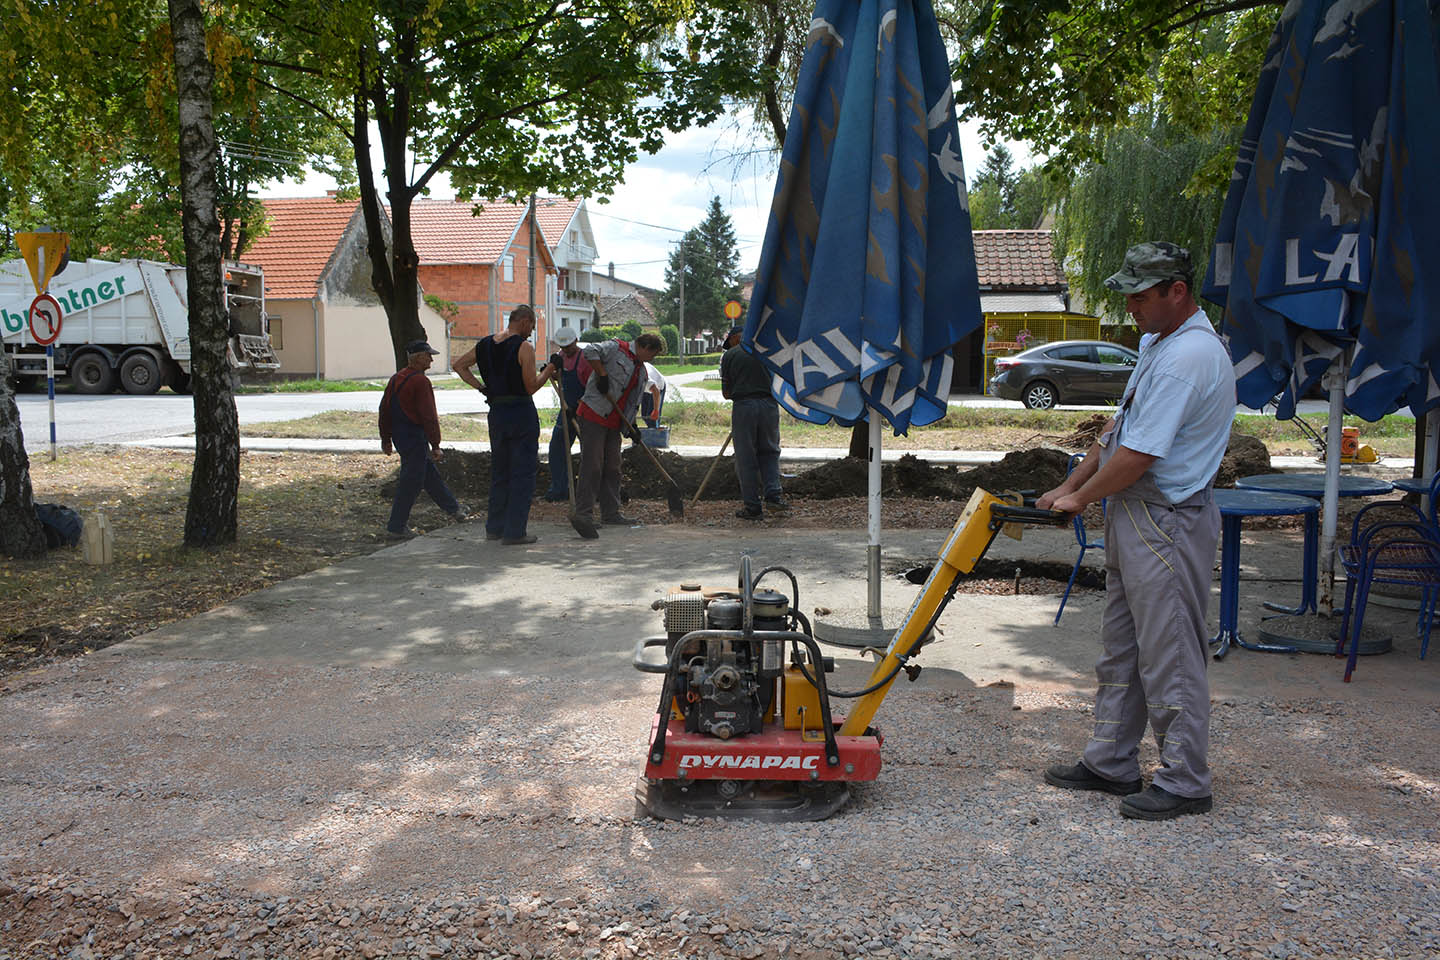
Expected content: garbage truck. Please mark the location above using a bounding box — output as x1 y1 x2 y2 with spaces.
0 258 279 394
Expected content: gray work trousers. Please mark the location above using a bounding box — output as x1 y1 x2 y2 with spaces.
1082 479 1219 798
576 417 622 523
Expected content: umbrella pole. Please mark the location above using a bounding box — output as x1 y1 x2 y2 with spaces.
1425 410 1440 516
867 409 882 620
1319 359 1346 616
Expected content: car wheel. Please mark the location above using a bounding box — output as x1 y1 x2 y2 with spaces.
120 353 163 395
70 352 117 394
1022 380 1057 410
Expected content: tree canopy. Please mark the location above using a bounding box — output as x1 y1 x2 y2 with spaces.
240 0 759 365
951 0 1282 165
0 3 348 263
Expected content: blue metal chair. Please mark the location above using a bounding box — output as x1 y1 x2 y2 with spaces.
1335 471 1440 681
1054 453 1104 625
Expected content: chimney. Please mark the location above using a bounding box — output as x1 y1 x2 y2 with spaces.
608 261 615 279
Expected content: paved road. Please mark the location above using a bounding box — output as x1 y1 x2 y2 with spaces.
13 369 1348 452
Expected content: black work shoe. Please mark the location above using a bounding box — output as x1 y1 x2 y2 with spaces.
485 530 503 541
1044 760 1142 796
736 506 763 520
764 496 789 510
1119 785 1212 821
384 528 415 541
501 534 538 545
602 514 638 526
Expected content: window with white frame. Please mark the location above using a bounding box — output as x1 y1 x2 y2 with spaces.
502 254 514 283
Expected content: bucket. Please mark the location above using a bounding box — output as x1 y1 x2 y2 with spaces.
1340 426 1359 458
638 425 669 448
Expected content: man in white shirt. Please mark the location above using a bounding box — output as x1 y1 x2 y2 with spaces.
640 360 666 428
1037 241 1236 821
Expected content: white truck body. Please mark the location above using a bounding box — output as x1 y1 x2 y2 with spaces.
0 257 277 394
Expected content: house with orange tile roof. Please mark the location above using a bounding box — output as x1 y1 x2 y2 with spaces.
405 198 582 356
963 229 1101 395
243 195 448 380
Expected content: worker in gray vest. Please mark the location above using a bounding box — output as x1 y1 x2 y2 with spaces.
1037 242 1236 821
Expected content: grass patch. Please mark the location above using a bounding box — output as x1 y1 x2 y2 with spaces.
239 404 1418 456
238 377 383 394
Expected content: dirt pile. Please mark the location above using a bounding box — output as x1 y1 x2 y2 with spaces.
389 433 1273 507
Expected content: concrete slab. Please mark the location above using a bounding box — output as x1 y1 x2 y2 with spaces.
115 518 1438 704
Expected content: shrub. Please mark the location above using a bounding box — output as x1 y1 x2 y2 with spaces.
659 324 680 355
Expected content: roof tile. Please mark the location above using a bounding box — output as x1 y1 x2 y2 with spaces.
245 196 363 300
973 230 1065 289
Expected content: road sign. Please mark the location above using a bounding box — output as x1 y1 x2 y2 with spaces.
28 293 63 346
15 231 70 294
724 300 743 321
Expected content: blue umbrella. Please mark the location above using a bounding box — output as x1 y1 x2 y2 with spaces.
1203 0 1440 611
745 0 983 616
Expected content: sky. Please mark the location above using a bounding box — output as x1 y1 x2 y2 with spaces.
261 111 1029 292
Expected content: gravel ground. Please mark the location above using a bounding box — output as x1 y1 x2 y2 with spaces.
2 651 1437 960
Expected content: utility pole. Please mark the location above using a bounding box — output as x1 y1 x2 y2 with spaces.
677 236 685 350
527 194 536 309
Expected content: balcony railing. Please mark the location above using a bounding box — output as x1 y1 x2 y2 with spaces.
562 289 596 305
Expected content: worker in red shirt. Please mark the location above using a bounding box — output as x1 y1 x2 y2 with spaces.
379 340 468 539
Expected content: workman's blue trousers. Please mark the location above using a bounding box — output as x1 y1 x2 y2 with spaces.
487 400 540 539
387 440 460 534
545 408 579 500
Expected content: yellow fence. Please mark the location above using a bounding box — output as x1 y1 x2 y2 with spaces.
982 311 1101 390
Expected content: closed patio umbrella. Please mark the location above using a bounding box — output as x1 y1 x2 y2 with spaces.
744 0 983 618
1203 0 1440 614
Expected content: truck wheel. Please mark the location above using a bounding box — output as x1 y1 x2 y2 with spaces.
120 353 163 395
163 360 192 394
71 353 117 394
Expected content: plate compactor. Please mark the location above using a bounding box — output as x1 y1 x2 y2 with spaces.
632 489 1069 822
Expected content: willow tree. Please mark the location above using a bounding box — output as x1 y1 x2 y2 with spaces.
1050 6 1278 313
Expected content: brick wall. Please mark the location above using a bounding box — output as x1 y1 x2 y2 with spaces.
416 235 550 341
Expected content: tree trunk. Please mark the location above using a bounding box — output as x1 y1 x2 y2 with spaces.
351 37 427 371
0 352 46 559
169 0 239 547
848 421 867 459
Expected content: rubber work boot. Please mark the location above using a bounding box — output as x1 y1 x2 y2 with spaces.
1119 785 1212 821
1044 760 1142 796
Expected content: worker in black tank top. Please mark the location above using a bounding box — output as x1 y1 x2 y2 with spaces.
452 304 560 545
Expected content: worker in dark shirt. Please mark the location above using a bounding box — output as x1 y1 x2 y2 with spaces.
379 340 467 539
720 326 786 519
452 305 560 544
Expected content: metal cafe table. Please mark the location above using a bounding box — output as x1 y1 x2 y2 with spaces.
1209 488 1321 660
1232 472 1395 652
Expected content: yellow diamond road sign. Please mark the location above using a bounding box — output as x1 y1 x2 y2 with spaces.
16 231 70 295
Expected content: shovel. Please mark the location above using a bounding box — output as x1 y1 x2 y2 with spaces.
690 430 733 508
619 408 685 517
608 388 685 518
552 381 598 539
